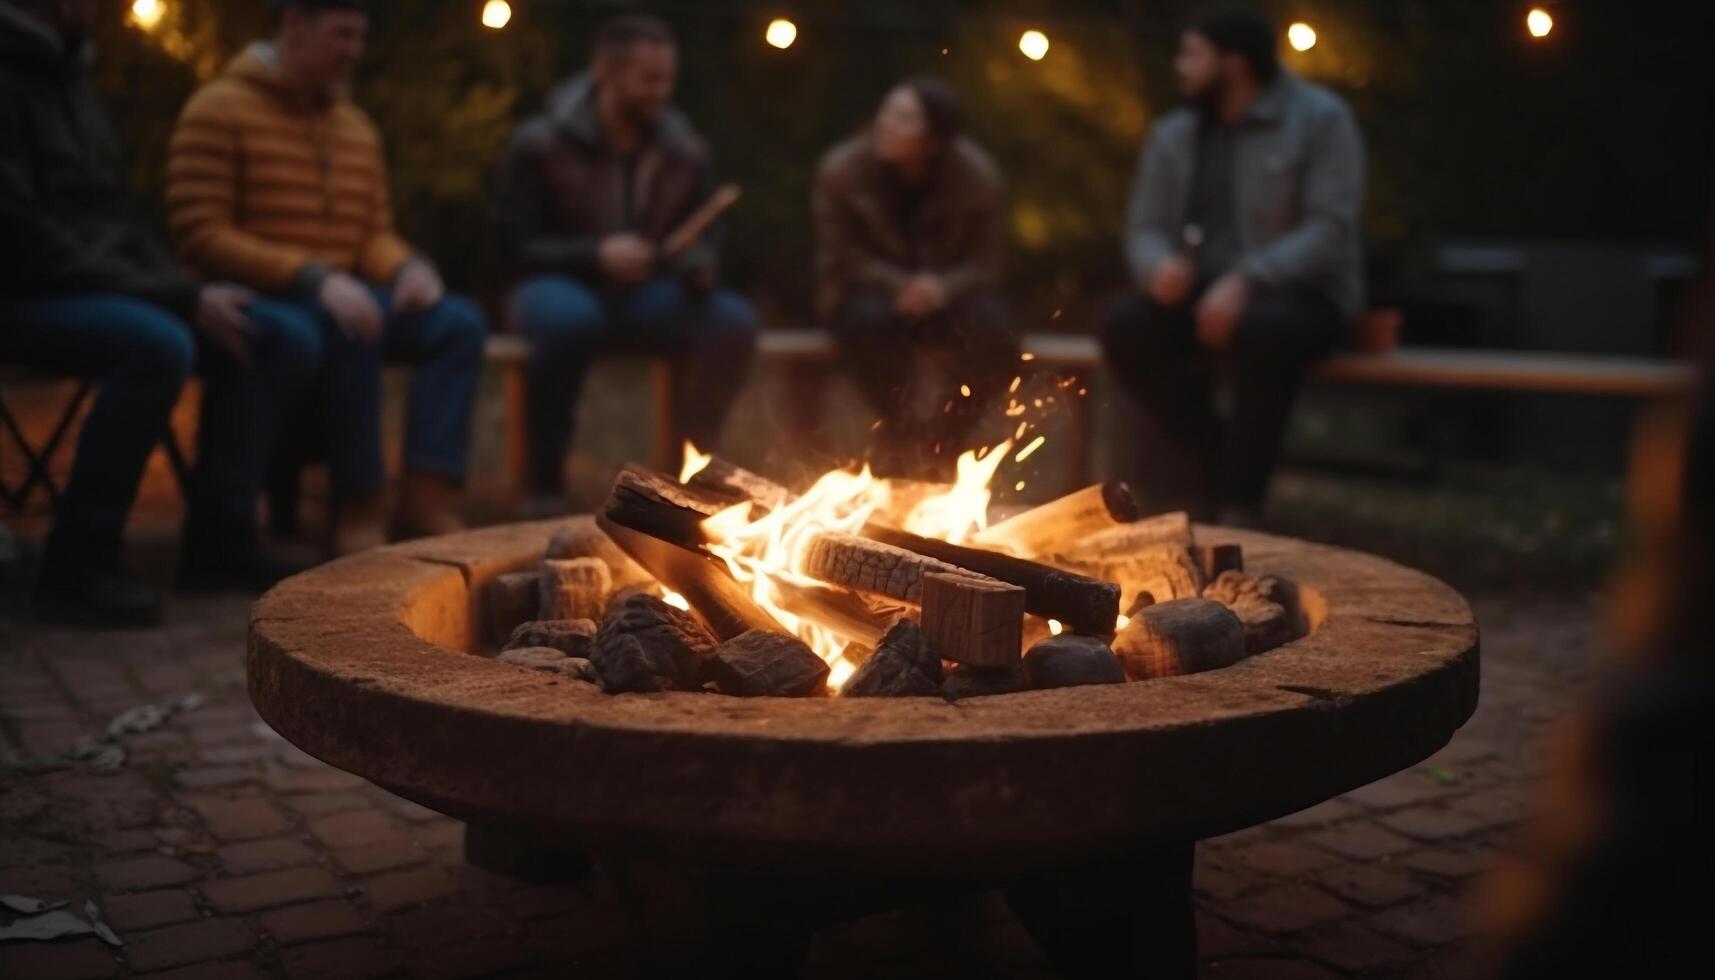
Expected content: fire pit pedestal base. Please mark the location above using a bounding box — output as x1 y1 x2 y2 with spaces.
597 842 1195 979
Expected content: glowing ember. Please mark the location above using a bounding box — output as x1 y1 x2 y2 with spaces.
662 591 691 611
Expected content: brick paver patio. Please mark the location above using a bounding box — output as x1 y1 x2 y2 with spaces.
1 531 1591 978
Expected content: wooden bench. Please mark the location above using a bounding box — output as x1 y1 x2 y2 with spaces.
485 329 1698 494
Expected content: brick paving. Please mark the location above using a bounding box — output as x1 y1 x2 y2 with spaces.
1 542 1593 977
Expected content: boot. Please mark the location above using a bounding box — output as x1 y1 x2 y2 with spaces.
36 568 164 629
332 492 388 556
390 470 467 541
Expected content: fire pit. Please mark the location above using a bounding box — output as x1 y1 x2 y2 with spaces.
249 491 1478 977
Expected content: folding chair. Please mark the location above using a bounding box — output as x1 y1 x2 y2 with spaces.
0 366 192 514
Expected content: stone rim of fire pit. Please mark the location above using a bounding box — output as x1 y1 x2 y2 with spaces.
249 518 1478 875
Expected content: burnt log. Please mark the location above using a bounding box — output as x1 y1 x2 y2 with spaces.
862 524 1120 635
592 593 719 693
539 557 611 622
970 481 1140 556
504 619 596 659
943 662 1030 700
800 532 969 604
840 620 943 698
686 456 794 511
1112 598 1246 680
602 464 749 549
1022 634 1126 690
921 571 1025 667
598 517 788 641
704 630 830 697
496 647 600 685
483 570 540 646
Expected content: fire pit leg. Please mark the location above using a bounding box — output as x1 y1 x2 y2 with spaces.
462 823 592 884
1002 842 1196 980
603 856 822 979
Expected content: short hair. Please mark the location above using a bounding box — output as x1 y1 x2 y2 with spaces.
1188 4 1281 82
901 76 964 145
593 14 676 63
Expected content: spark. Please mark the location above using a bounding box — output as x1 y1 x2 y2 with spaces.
1015 436 1047 462
1009 376 1022 393
960 384 972 397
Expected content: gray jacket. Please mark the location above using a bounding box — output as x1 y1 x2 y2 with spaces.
1124 73 1366 318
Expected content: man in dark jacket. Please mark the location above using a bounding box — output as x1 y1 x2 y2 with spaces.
1102 4 1364 524
497 14 758 506
815 77 1015 478
0 0 319 625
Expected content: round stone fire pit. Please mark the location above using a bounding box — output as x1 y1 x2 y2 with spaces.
249 517 1477 976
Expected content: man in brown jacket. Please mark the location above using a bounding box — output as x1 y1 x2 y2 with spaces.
496 14 757 507
815 78 1016 478
166 0 485 552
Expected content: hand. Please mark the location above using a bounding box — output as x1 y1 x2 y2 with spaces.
598 234 656 285
319 271 385 344
392 259 444 315
1195 273 1250 351
194 283 256 366
894 274 948 320
1146 256 1194 307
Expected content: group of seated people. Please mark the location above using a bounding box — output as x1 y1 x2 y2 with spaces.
0 0 1362 627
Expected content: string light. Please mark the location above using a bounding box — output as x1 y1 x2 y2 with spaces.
129 0 166 30
1018 29 1050 61
1526 7 1554 39
765 18 798 50
1286 22 1317 52
480 0 511 30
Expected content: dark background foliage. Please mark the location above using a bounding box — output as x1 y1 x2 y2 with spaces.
94 0 1715 325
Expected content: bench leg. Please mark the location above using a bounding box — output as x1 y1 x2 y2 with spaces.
650 360 677 472
501 361 528 500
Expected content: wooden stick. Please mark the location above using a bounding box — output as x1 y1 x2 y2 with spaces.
969 481 1140 556
662 184 741 256
859 524 1120 636
921 572 1025 667
596 517 787 642
764 577 908 649
686 456 794 511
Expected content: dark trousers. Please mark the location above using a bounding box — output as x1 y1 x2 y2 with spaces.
830 286 1019 478
244 288 486 501
511 274 760 496
0 293 319 580
1101 284 1344 516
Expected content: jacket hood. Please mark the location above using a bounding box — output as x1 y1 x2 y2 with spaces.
221 42 346 109
0 3 76 72
544 71 700 156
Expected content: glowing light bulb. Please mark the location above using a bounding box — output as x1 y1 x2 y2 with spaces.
1286 22 1317 52
129 0 165 30
1018 29 1050 61
1526 8 1553 39
765 18 798 50
480 0 512 30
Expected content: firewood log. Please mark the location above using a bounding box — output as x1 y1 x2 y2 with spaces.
703 630 830 697
593 592 719 692
859 525 1121 636
539 558 611 622
686 456 793 511
597 517 788 641
969 481 1140 556
545 521 653 591
1112 598 1246 680
921 572 1025 667
763 576 909 649
799 532 971 604
1056 544 1204 616
1062 511 1194 559
1203 571 1307 650
602 465 749 549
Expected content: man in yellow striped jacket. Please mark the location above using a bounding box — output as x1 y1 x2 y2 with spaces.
166 0 484 553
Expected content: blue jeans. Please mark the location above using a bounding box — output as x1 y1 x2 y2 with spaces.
511 275 759 494
243 288 485 499
0 293 318 578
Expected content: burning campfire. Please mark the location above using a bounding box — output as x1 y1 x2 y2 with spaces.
481 447 1309 699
